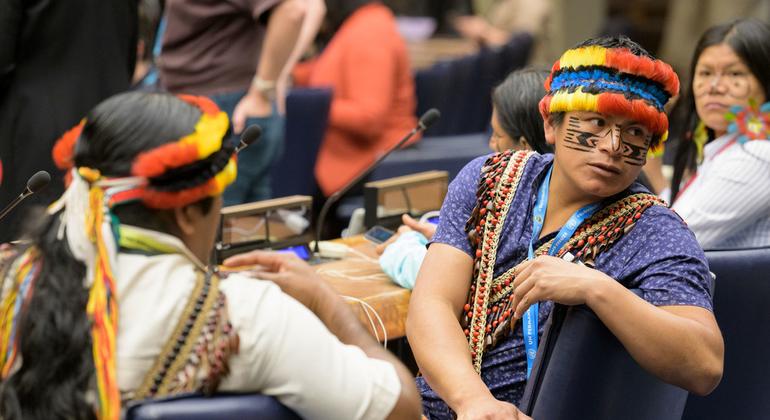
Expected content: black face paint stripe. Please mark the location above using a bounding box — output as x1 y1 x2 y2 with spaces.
565 145 595 153
623 158 645 166
621 141 647 160
565 128 600 148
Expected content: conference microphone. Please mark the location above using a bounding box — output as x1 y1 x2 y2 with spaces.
313 108 441 257
0 170 51 222
236 125 262 154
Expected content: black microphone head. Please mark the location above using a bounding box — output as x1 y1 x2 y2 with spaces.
26 171 51 193
238 124 262 151
418 108 441 130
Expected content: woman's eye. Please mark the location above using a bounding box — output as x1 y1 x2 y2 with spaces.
626 127 648 138
588 118 605 127
697 69 712 77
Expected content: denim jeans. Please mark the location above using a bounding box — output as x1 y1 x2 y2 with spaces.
209 90 285 206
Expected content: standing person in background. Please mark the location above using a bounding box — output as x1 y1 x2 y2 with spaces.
292 0 418 201
159 0 325 205
0 0 137 243
453 0 550 48
668 19 770 249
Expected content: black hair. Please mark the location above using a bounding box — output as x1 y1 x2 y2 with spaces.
491 67 552 154
318 0 377 47
669 18 770 203
0 92 214 419
573 34 655 59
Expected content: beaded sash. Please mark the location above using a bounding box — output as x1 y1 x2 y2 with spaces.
133 271 239 400
462 150 666 371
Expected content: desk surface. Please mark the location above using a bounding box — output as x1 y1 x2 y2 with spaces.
316 236 411 341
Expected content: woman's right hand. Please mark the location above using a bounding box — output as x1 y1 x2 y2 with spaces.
455 396 532 420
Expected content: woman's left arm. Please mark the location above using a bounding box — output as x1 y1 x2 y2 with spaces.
510 256 724 395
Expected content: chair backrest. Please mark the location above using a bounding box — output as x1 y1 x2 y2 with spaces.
415 61 453 136
682 247 770 420
469 33 533 132
270 87 332 198
520 302 688 420
413 33 533 137
125 393 302 420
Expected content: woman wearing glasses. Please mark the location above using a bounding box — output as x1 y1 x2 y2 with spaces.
669 18 770 249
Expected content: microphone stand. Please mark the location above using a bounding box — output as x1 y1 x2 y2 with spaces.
313 110 439 260
0 190 33 222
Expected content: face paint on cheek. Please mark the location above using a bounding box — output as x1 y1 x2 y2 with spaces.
563 117 600 153
621 140 649 166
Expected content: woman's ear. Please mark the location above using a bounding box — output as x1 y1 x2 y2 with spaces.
543 116 557 146
518 136 532 151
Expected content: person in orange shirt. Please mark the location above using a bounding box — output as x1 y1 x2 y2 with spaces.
293 0 418 198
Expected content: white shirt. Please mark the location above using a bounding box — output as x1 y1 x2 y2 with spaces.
673 134 770 249
115 231 400 420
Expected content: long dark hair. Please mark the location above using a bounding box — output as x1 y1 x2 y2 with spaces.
0 92 209 419
669 19 770 203
492 67 552 154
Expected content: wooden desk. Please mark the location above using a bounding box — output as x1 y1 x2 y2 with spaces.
315 236 411 341
408 37 478 70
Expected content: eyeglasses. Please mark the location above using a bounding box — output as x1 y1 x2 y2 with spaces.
693 69 751 99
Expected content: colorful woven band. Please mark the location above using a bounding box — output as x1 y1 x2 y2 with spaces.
52 94 237 210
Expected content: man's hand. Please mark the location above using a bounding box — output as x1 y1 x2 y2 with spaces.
455 395 531 420
223 250 330 312
453 15 490 43
510 255 614 319
232 90 272 134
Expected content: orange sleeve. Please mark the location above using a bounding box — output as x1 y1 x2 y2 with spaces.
291 58 317 87
327 23 399 141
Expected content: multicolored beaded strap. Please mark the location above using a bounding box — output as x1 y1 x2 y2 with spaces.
133 271 238 400
462 149 534 371
462 150 667 371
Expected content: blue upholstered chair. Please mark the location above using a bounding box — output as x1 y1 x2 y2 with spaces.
682 246 770 420
519 301 689 420
125 393 302 420
270 87 332 198
413 33 533 138
415 61 453 136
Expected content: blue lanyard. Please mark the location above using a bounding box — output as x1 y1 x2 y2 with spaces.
523 165 602 377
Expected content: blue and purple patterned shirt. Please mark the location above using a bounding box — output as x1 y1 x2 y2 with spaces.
417 153 713 419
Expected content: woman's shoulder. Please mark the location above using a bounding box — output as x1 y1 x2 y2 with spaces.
628 202 704 257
